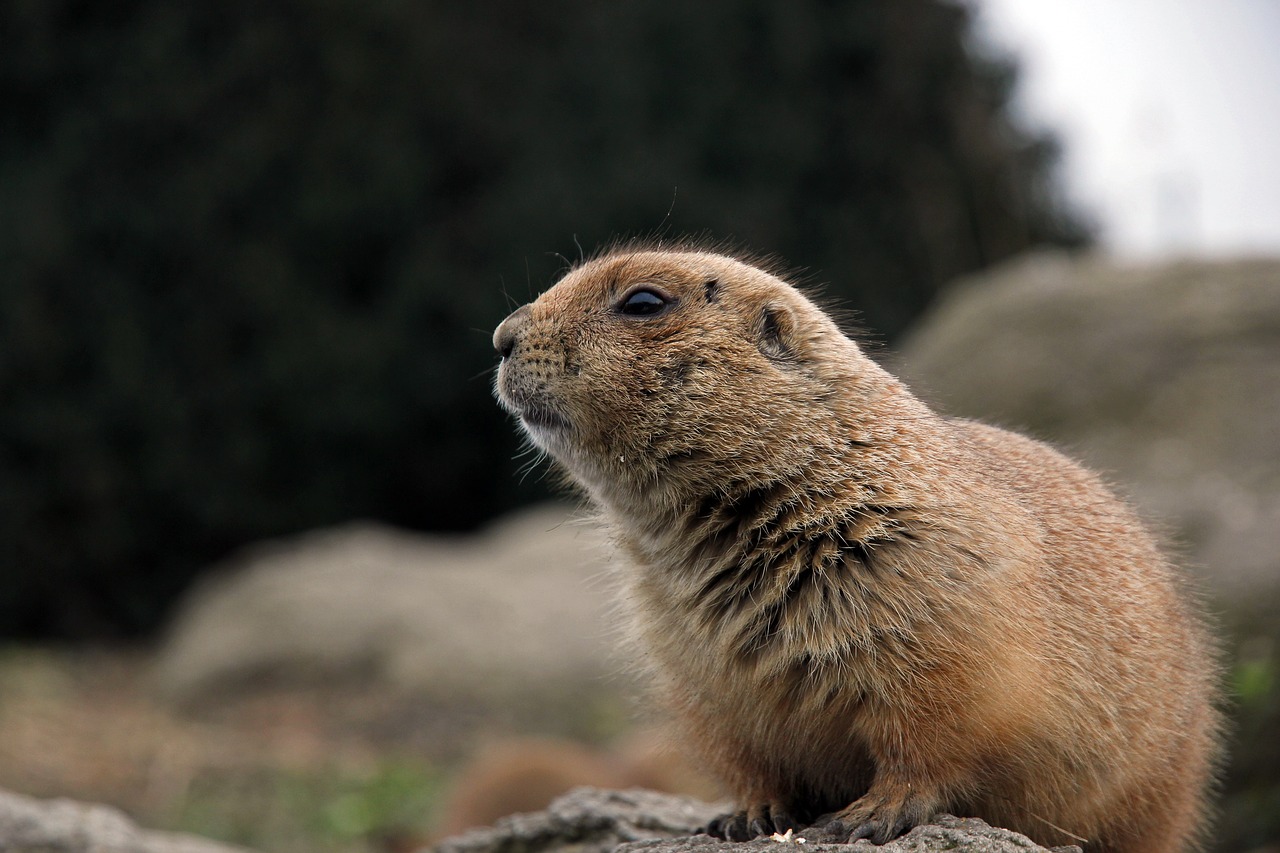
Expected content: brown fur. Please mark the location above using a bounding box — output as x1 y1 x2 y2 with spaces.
492 247 1221 853
434 732 720 838
435 738 631 837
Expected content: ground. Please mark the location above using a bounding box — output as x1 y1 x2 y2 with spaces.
0 645 632 853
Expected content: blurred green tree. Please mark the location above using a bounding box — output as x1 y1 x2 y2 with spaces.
0 0 1088 637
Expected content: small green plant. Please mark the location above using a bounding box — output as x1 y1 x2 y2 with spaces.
1232 638 1277 706
1218 629 1280 853
172 760 445 853
303 762 445 845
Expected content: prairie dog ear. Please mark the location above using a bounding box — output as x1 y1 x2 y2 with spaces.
757 301 798 362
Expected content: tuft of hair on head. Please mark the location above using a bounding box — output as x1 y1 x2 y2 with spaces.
579 232 802 291
578 232 878 352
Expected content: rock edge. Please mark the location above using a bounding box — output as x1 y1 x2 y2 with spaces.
426 787 1080 853
0 787 252 853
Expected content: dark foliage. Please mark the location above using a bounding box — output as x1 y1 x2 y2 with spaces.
0 0 1089 637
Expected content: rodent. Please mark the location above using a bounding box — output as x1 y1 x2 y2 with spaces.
491 244 1221 853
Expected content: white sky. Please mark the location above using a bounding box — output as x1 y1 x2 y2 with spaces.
971 0 1280 258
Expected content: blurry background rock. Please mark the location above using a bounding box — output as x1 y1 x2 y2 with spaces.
0 787 254 853
153 505 619 715
1 1 1277 853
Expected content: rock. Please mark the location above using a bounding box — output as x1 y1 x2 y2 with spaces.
429 787 720 853
893 252 1280 607
153 504 620 707
0 787 252 853
425 787 1076 853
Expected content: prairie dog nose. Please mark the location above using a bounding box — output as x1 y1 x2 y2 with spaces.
494 305 532 358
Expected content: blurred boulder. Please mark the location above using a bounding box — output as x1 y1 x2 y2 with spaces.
153 504 620 706
0 788 251 853
894 253 1280 606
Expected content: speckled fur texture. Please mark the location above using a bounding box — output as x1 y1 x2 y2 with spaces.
492 245 1221 853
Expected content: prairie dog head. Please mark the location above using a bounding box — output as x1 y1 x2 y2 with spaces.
493 249 881 509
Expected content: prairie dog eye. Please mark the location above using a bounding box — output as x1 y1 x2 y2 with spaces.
618 288 669 316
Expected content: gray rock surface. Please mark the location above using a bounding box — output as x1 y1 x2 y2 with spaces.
153 504 621 705
430 787 720 853
0 787 251 853
894 252 1280 605
426 788 1075 853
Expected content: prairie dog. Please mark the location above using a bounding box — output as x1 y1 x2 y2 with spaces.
492 246 1220 852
